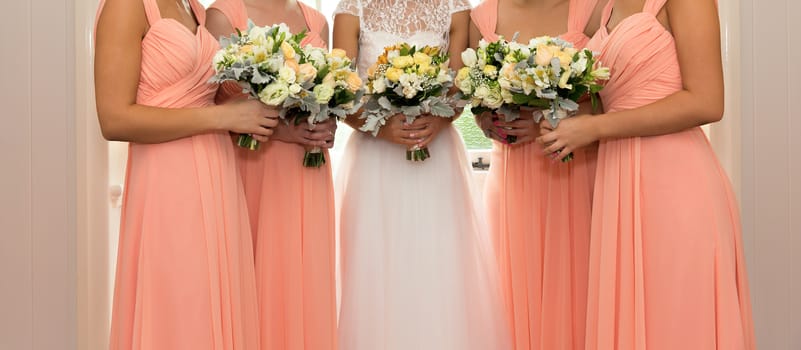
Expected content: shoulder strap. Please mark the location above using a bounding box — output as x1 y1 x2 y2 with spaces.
142 0 162 24
643 0 669 15
567 0 600 33
600 0 615 30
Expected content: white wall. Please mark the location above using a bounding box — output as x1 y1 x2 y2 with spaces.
739 0 801 348
0 0 78 349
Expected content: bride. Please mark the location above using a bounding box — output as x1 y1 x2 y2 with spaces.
333 0 511 349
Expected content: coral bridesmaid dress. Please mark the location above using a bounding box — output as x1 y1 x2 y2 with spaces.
99 0 260 348
208 0 337 349
583 0 755 348
471 0 597 348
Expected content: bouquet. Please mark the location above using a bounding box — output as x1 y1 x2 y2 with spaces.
210 22 306 151
210 23 364 167
276 46 365 167
455 35 532 143
361 43 455 162
504 36 610 161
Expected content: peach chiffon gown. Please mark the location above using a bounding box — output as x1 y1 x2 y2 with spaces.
207 1 337 349
583 0 755 349
98 0 260 349
471 0 597 349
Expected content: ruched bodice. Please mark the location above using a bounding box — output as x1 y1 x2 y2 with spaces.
586 0 682 112
136 0 218 108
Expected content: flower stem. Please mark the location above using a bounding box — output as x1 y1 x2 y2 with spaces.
236 134 260 151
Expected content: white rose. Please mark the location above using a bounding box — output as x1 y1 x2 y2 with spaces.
313 83 335 104
259 82 290 106
457 77 473 95
372 78 387 93
248 26 269 40
289 83 302 95
402 85 418 99
212 50 226 68
461 48 478 67
473 85 490 99
308 48 327 67
483 87 504 109
278 65 297 84
264 57 282 73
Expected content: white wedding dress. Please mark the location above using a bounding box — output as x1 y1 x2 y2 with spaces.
334 1 511 349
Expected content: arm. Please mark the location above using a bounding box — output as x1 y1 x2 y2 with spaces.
539 0 723 155
320 21 331 49
94 0 276 143
468 17 482 50
411 9 473 148
332 13 365 131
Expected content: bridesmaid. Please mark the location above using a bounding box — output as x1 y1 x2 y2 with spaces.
538 0 756 348
94 0 277 348
206 1 338 350
470 0 599 348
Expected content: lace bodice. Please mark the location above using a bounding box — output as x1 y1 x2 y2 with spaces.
335 0 472 79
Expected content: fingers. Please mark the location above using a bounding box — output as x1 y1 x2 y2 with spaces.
251 134 270 143
542 139 566 155
260 116 279 128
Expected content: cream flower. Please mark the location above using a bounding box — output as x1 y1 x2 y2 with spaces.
259 82 290 106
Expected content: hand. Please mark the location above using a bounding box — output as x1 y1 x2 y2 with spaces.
474 111 505 143
494 108 543 145
376 113 421 146
536 114 599 161
272 118 337 149
406 114 450 149
220 99 280 142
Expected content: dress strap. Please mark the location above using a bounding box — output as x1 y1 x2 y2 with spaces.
188 0 205 26
142 0 162 25
643 0 669 15
600 0 615 31
567 0 600 34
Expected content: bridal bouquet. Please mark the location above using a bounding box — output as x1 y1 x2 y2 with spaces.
276 46 365 167
209 22 305 151
362 43 455 162
455 36 531 143
505 36 610 160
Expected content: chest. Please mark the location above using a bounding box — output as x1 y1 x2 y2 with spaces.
495 1 570 42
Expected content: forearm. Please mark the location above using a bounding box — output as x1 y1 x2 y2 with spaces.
593 90 722 140
98 104 223 143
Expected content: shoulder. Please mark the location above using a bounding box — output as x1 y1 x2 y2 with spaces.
299 2 328 30
450 0 473 13
207 0 247 30
334 0 362 17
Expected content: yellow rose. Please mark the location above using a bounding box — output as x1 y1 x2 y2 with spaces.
297 63 317 83
391 56 415 69
331 48 348 59
413 52 432 66
239 44 253 54
534 44 554 66
455 67 470 82
482 65 498 79
280 41 296 60
346 72 363 92
555 51 573 69
385 67 403 82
